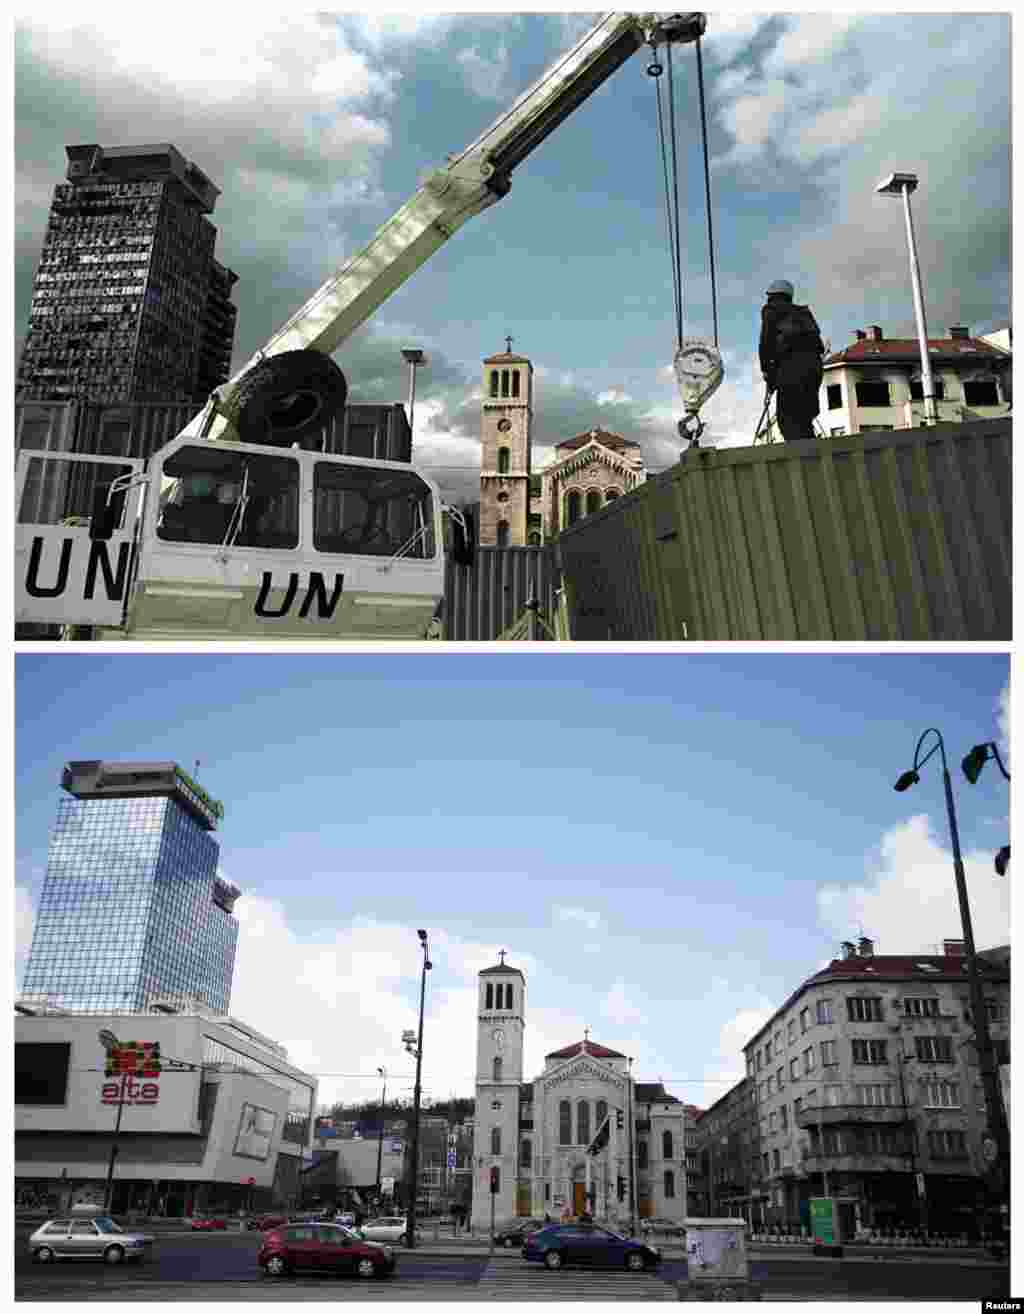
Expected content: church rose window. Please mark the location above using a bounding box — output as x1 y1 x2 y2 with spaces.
559 1100 571 1145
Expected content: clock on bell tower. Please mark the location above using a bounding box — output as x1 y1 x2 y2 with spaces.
479 340 533 546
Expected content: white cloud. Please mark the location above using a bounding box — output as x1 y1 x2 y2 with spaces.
817 814 1011 954
997 680 1010 767
554 905 603 933
456 44 511 101
699 1000 777 1108
600 981 644 1028
15 884 35 993
596 388 633 406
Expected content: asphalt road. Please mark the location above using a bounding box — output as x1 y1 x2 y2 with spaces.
15 1230 1011 1303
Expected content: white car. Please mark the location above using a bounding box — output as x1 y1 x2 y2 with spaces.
359 1216 408 1243
29 1216 153 1264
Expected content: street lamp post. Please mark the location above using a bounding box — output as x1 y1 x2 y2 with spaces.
98 1029 125 1213
893 728 1010 1210
401 349 427 439
875 172 937 426
627 1058 638 1235
375 1067 387 1208
403 930 432 1249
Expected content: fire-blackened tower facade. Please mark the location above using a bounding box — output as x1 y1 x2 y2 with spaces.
17 144 238 405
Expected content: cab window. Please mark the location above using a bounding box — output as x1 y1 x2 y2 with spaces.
157 446 299 549
314 462 435 559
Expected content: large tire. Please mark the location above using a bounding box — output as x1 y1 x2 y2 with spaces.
626 1251 645 1272
544 1249 563 1270
356 1257 377 1279
265 1255 289 1277
104 1245 125 1265
233 350 347 446
503 1237 515 1248
35 1246 55 1264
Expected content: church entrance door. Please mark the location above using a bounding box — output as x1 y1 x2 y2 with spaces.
573 1182 587 1216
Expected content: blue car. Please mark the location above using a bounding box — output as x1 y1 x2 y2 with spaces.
522 1222 660 1271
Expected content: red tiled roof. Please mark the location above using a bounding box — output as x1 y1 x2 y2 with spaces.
546 1039 626 1060
825 337 1007 366
556 428 639 453
807 953 1007 981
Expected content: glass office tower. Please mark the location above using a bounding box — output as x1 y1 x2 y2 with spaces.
20 761 239 1014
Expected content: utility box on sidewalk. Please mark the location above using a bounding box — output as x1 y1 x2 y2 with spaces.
678 1218 761 1301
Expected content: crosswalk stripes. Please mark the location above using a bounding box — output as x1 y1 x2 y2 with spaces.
474 1257 679 1301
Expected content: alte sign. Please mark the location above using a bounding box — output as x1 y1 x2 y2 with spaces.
102 1076 160 1106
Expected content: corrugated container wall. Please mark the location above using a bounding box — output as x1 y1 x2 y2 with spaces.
558 419 1011 640
443 546 560 641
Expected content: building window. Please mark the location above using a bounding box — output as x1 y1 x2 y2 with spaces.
506 984 514 1010
520 1138 532 1168
486 984 493 1009
758 1082 765 1103
664 1169 675 1199
779 1105 788 1131
756 1052 762 1072
565 490 581 526
777 1066 785 1089
772 1148 781 1171
995 1038 1010 1064
793 1097 802 1117
803 1046 815 1074
826 383 843 410
787 1019 796 1044
769 1111 777 1133
927 1129 967 1159
596 1099 607 1129
497 446 510 474
852 1039 888 1065
963 379 999 406
764 1043 772 1065
662 1130 673 1158
491 1165 502 1192
790 1058 800 1080
559 1101 571 1145
985 999 1007 1022
847 996 883 1023
915 1036 953 1063
855 380 890 407
816 999 833 1025
909 377 946 401
585 489 602 516
577 1100 590 1146
775 1031 783 1057
762 1152 770 1175
856 1083 894 1106
491 1127 501 1155
638 1140 649 1169
825 1084 842 1107
766 1076 774 1096
820 1040 838 1066
923 1080 960 1108
493 1056 503 1082
490 370 499 398
800 1007 810 1033
496 521 510 547
904 997 939 1018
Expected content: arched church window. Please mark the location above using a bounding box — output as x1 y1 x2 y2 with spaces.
565 490 581 526
511 370 520 399
496 521 510 547
489 370 499 398
493 1056 503 1082
664 1169 675 1199
491 1127 501 1155
577 1100 590 1147
559 1100 572 1145
520 1138 532 1169
586 489 602 516
638 1139 649 1169
663 1130 674 1159
486 983 493 1009
605 488 620 502
596 1099 608 1130
506 985 514 1009
498 447 510 474
528 531 541 546
501 370 510 398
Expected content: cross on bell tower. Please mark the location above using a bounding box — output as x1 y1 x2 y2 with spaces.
498 949 507 966
505 335 514 354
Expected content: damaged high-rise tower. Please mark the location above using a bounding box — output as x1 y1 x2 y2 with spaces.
17 143 239 405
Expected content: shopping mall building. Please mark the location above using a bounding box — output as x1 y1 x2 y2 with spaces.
15 1006 317 1217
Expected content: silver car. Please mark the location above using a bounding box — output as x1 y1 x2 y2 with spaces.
358 1216 408 1243
29 1215 152 1264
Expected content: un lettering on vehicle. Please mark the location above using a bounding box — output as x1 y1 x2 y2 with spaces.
16 528 133 626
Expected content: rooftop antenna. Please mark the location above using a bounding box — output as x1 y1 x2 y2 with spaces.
194 759 201 779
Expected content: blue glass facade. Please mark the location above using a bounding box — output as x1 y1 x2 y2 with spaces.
22 792 238 1014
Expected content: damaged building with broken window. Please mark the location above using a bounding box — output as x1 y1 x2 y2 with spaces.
16 143 239 406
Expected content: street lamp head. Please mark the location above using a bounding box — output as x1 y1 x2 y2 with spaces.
425 960 433 971
97 1029 120 1050
962 743 992 785
417 929 427 942
876 171 919 196
894 769 921 792
402 349 427 366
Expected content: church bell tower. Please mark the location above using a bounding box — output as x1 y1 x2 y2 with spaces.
471 952 525 1229
479 340 533 546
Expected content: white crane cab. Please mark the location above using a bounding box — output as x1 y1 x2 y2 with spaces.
16 439 447 640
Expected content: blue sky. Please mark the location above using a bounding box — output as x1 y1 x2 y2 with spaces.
13 11 1012 502
14 653 1011 1113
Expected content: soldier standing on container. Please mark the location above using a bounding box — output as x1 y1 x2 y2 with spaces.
759 280 825 442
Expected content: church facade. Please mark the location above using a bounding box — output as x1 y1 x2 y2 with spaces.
470 956 687 1230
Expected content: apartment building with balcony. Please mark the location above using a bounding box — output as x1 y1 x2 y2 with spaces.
691 1078 762 1223
743 937 1009 1239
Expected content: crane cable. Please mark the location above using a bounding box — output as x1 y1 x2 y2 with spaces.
648 33 719 350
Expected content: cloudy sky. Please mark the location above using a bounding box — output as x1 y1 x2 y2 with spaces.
13 10 1011 504
14 653 1011 1114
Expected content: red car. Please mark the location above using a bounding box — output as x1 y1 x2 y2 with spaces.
190 1217 228 1231
258 1222 396 1280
